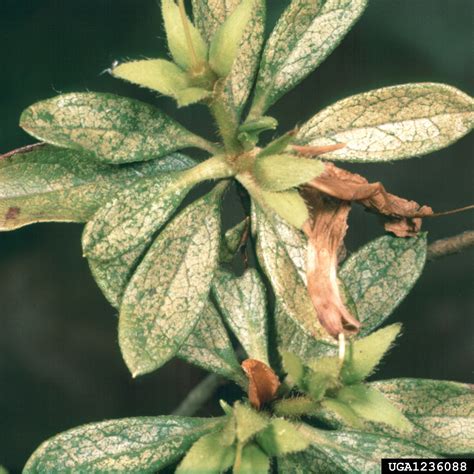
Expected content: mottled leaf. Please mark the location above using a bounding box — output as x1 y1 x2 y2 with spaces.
340 234 427 335
20 92 211 163
249 0 367 118
0 146 191 231
24 416 223 473
297 83 474 162
178 301 246 386
82 173 190 261
253 204 331 342
372 378 474 454
176 431 235 474
212 269 269 363
119 186 224 376
281 423 436 473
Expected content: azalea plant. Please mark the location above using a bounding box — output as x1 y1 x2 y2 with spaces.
1 0 473 472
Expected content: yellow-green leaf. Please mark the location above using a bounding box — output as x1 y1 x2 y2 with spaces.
239 444 270 474
340 234 427 336
372 378 474 454
175 86 211 107
24 416 223 473
162 0 208 71
176 431 235 474
234 402 269 444
254 154 325 191
119 186 224 377
249 0 367 118
0 146 193 231
335 384 413 433
256 418 309 456
212 269 269 364
341 324 402 384
20 92 211 163
178 301 246 386
111 59 189 97
297 83 474 162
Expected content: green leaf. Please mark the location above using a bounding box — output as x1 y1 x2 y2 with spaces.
234 402 269 444
219 219 248 263
281 423 436 473
0 145 190 231
175 87 212 107
24 416 223 473
162 0 208 71
341 324 402 384
373 378 474 454
256 418 310 456
340 234 427 336
20 92 211 163
82 173 190 261
254 154 325 191
209 0 254 77
175 431 235 474
178 301 246 386
280 351 305 387
119 186 224 377
305 356 341 401
111 59 189 98
253 204 331 342
239 444 270 474
212 269 269 364
296 83 474 162
249 0 367 118
335 384 413 433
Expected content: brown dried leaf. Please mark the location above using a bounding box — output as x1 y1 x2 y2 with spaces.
241 359 280 410
307 163 433 237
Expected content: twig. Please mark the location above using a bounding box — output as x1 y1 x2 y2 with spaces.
427 230 474 261
0 142 45 160
172 373 224 416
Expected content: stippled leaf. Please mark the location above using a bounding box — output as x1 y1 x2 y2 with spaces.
86 154 196 307
253 204 331 342
296 83 474 162
249 0 367 118
280 423 435 473
191 0 241 43
372 378 474 454
119 186 224 377
340 234 427 335
176 431 235 474
212 269 269 364
20 93 211 163
0 145 189 231
24 416 224 474
178 301 246 386
83 173 190 261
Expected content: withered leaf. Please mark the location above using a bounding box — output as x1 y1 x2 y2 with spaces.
241 359 280 410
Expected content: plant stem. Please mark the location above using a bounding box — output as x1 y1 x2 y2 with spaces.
172 373 224 416
180 155 234 188
427 230 474 261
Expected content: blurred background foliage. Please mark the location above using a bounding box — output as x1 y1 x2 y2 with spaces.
0 0 472 471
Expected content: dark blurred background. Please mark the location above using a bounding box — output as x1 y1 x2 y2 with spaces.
0 0 472 471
